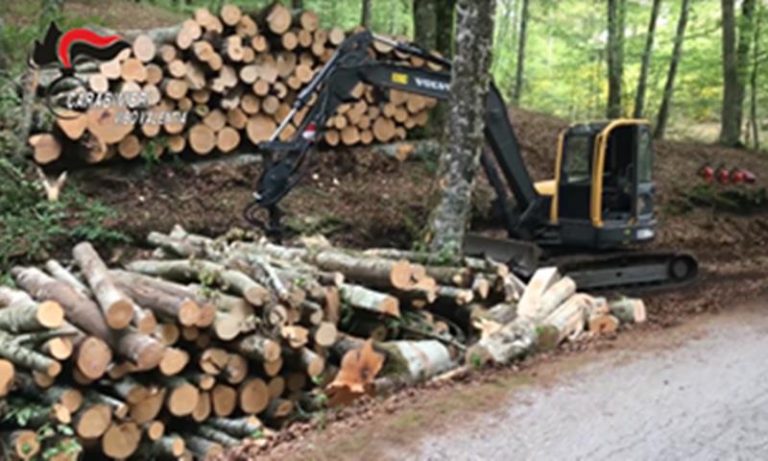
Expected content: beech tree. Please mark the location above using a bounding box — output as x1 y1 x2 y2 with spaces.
427 0 496 256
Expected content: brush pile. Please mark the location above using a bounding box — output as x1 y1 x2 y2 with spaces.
28 3 441 166
0 226 645 460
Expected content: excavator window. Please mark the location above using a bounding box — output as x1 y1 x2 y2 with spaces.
562 134 593 185
637 128 653 183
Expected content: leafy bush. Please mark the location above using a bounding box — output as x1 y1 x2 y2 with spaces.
0 158 130 271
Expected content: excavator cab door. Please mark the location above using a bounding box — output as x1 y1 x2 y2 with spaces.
552 120 655 248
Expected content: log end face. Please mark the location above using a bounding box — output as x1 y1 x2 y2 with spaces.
37 300 65 329
76 336 112 380
178 300 201 327
106 299 135 330
0 359 14 397
168 383 200 416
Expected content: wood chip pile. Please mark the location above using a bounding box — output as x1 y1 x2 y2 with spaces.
1 226 645 459
28 3 442 166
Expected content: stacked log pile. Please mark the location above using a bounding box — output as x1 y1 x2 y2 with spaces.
0 227 645 460
28 3 441 165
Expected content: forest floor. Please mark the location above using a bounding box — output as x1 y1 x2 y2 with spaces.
66 107 768 329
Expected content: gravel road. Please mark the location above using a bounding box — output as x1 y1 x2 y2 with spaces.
409 305 768 461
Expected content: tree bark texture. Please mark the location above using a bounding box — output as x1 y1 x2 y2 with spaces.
633 0 662 118
361 0 372 28
427 0 496 257
719 0 741 145
511 0 529 105
654 0 690 140
606 0 625 118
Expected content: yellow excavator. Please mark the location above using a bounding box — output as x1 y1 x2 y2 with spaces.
245 31 698 291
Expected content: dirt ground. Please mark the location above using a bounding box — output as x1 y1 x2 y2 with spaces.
66 107 768 323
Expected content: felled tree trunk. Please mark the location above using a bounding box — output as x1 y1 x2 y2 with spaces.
0 287 65 332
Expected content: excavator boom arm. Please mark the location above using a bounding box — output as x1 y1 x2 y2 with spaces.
250 31 546 239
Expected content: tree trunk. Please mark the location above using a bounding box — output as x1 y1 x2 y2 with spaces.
606 0 625 118
361 0 372 28
654 0 690 139
749 4 762 150
633 0 662 118
426 0 496 256
737 0 757 146
435 0 457 59
413 0 438 49
719 0 741 145
511 0 529 105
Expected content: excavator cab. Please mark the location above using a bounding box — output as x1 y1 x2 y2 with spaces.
538 119 656 248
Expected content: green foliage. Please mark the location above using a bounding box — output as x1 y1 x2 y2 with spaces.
0 158 129 270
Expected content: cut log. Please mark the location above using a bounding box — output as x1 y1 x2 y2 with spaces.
165 377 200 417
28 133 61 164
101 422 141 459
4 430 39 461
326 339 384 406
72 242 135 329
239 377 269 414
537 295 589 350
260 3 292 34
74 403 112 439
126 259 270 306
220 4 243 26
206 416 262 438
128 388 166 424
0 330 60 376
111 269 201 326
609 298 647 323
340 284 400 317
237 333 280 362
132 34 156 62
159 347 190 376
0 287 64 331
516 267 561 321
192 391 212 422
212 383 238 417
217 126 241 153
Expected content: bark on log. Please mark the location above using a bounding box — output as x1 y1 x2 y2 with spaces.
0 287 64 332
72 242 135 329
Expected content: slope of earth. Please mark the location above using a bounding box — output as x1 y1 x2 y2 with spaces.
61 107 768 325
